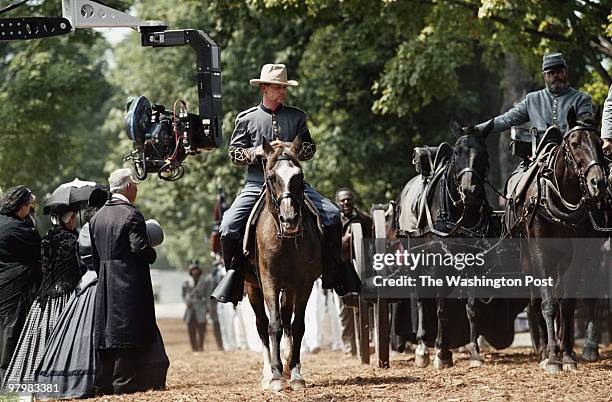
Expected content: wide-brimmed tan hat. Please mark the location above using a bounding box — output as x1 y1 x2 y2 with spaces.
250 64 298 87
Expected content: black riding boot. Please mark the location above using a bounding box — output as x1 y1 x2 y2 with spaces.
210 237 245 305
322 221 361 296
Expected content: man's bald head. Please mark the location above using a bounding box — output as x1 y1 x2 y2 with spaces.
335 187 356 216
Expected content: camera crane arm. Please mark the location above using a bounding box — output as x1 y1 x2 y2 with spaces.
0 0 222 150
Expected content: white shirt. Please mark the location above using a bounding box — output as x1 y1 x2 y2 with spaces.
112 193 131 204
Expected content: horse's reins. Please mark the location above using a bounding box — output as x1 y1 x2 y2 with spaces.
542 125 612 231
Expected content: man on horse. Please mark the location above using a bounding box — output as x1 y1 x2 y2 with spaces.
211 64 351 305
476 53 593 134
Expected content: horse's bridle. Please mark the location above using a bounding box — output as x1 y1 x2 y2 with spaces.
561 125 607 204
448 135 487 207
264 155 305 239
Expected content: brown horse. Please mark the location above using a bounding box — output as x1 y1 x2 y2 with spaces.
515 107 608 373
244 135 321 391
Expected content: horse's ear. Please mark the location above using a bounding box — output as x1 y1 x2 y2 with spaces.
290 134 303 157
450 119 462 138
262 136 274 157
478 118 494 139
567 105 577 129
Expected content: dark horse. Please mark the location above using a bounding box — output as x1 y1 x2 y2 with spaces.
244 135 321 391
401 121 497 369
514 108 608 373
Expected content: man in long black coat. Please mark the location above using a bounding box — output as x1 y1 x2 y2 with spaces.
90 169 163 395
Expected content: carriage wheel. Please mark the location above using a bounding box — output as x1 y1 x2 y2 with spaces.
350 222 370 364
372 208 390 368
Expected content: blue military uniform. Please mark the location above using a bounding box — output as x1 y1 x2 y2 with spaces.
219 103 340 240
212 101 348 305
476 86 592 134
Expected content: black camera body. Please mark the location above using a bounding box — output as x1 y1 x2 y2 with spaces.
125 96 220 181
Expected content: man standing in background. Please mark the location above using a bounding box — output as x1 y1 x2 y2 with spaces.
335 188 372 355
182 261 207 352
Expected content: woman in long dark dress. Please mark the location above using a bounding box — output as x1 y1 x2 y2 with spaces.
0 186 41 386
3 206 81 386
34 206 99 398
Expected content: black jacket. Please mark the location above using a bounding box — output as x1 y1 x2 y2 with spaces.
90 198 156 349
0 213 41 315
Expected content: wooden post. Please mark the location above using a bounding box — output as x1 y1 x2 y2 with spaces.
376 297 390 368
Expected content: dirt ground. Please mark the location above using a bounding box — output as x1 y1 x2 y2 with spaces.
84 318 610 402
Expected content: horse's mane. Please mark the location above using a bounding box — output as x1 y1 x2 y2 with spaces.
266 146 302 170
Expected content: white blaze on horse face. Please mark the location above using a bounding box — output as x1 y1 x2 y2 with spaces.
581 132 606 192
276 161 301 223
457 149 478 199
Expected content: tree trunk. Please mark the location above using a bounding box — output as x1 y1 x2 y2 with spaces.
496 54 535 207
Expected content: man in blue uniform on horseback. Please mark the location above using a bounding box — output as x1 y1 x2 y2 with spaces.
476 53 593 134
211 64 353 305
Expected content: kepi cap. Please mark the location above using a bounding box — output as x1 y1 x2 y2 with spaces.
542 52 567 72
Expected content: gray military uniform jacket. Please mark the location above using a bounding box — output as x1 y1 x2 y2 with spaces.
477 86 593 134
228 103 316 183
602 84 612 139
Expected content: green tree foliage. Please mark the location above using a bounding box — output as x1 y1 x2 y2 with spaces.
1 0 610 269
0 0 131 198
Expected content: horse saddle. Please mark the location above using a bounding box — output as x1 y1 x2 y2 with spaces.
510 126 562 159
399 145 452 236
505 141 558 205
243 185 322 257
412 143 453 178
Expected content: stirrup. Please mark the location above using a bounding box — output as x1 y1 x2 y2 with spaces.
210 269 244 305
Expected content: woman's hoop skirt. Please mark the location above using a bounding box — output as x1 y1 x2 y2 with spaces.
34 270 97 399
35 270 169 399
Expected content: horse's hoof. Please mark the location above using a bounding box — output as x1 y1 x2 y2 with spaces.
581 347 599 362
544 363 561 374
290 379 306 391
563 363 578 372
469 358 484 368
539 358 548 369
414 353 429 368
433 356 453 370
261 378 272 390
270 379 285 392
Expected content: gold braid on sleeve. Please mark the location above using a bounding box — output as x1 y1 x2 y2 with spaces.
228 146 256 165
298 142 316 161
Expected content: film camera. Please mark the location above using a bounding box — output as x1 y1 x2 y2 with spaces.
123 28 223 181
124 96 218 181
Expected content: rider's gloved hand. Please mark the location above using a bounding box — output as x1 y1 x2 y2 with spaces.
603 138 612 156
271 140 292 149
255 145 266 158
